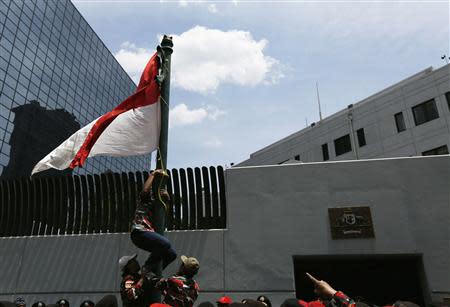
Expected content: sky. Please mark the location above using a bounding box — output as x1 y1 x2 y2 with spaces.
72 0 449 169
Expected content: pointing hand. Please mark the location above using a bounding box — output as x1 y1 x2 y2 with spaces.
306 273 337 298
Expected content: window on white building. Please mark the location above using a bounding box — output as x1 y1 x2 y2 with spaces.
412 99 439 126
334 134 352 156
394 112 406 132
356 128 366 147
322 143 329 161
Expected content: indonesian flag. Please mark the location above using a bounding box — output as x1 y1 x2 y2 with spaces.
32 53 161 175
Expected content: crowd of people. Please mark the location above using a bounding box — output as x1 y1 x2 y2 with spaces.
0 276 422 307
0 169 424 307
0 296 118 307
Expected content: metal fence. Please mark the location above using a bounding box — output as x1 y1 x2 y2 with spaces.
0 166 227 237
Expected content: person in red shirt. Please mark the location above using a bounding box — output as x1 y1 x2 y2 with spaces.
156 255 200 307
119 254 152 307
130 169 177 275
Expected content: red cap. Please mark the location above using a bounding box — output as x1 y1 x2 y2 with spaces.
217 296 233 304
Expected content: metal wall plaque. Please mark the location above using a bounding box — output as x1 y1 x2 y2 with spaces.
328 206 375 239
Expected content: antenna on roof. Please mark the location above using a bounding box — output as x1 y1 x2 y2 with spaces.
316 82 323 121
305 117 308 127
441 54 449 64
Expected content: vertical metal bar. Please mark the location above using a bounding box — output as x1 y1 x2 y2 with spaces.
15 179 24 236
45 178 54 235
114 173 124 232
0 180 7 237
347 111 359 159
80 175 89 234
202 166 212 229
24 178 33 236
179 168 189 230
217 166 227 229
171 169 181 230
93 174 102 233
87 175 96 234
50 177 60 235
9 180 18 236
165 169 174 231
121 172 130 233
59 176 69 235
128 172 137 233
32 178 42 236
194 167 203 229
40 178 48 236
100 174 110 233
209 166 220 229
73 175 82 234
66 175 75 235
135 171 144 194
155 35 173 171
107 173 118 233
187 168 196 230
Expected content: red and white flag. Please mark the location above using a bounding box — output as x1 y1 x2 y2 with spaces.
32 53 161 175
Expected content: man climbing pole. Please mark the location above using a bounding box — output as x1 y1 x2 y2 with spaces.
130 169 177 277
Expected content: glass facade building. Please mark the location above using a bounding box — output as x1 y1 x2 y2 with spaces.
0 0 152 178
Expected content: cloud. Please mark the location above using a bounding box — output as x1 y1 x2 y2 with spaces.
207 4 218 13
169 103 225 128
115 26 283 93
177 0 219 12
205 104 226 120
114 42 152 84
171 26 283 94
289 2 448 46
203 137 223 148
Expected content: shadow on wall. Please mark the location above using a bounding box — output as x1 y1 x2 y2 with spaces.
1 100 80 178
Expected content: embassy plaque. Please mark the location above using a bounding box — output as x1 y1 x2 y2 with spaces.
328 206 375 239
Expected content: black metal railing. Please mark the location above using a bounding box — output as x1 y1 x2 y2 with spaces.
0 166 226 237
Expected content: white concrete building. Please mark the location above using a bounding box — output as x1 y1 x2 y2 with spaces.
239 65 450 166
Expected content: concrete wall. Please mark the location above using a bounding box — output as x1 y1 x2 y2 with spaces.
239 64 450 166
227 155 450 304
0 231 226 306
1 155 449 306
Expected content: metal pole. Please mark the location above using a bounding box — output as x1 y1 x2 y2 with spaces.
316 82 323 121
149 35 173 304
157 35 173 171
347 111 359 159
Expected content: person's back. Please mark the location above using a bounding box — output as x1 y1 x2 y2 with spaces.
159 274 199 307
119 254 152 307
157 255 200 307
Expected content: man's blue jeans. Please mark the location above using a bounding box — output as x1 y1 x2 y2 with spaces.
131 229 177 271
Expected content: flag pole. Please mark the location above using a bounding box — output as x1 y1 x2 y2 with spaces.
156 35 173 171
149 35 173 304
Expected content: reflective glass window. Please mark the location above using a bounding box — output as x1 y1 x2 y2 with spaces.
1 35 14 52
412 99 439 126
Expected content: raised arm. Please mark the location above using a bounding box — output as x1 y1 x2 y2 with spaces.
306 273 355 307
142 169 167 194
